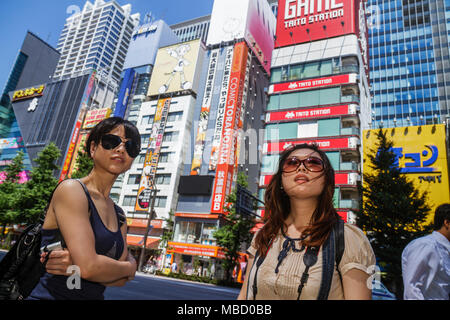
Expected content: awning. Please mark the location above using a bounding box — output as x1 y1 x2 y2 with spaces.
127 235 160 249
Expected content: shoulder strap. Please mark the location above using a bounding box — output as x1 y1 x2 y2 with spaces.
316 218 345 300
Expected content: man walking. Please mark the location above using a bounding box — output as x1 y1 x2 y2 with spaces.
402 203 450 299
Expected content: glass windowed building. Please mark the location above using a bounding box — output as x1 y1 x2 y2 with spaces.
368 0 450 128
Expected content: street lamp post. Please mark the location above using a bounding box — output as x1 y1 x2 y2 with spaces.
138 187 158 272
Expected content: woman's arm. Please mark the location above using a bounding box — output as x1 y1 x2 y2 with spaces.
342 268 372 300
51 180 136 283
237 255 254 300
101 222 137 287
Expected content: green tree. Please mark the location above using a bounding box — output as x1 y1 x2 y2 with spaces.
14 143 61 224
213 172 256 282
70 148 93 179
160 209 175 249
358 128 432 299
0 151 25 238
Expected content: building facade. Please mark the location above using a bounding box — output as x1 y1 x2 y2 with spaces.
0 31 60 171
170 15 211 44
53 0 140 86
368 0 450 128
260 0 372 224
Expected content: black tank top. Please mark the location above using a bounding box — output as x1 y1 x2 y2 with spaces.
27 180 126 300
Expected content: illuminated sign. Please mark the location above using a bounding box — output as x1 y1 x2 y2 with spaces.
12 85 45 102
264 137 359 153
0 137 24 150
266 104 356 122
363 125 450 225
260 172 359 186
167 242 226 258
269 74 356 95
275 0 363 48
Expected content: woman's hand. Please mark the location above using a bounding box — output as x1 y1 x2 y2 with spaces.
41 249 73 276
126 252 137 280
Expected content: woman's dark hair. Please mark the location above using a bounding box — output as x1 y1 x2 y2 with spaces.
85 117 141 158
255 143 339 255
434 203 450 230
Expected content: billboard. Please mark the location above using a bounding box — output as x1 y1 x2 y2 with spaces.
275 0 364 48
147 39 202 96
114 68 135 118
266 104 357 122
12 84 45 102
82 108 112 129
363 125 450 225
206 0 276 74
210 42 249 214
135 98 172 211
190 49 220 175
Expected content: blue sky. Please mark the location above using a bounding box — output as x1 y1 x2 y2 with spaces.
0 0 214 93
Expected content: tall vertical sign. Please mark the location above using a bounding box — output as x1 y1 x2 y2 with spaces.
135 98 171 211
210 42 249 214
190 49 220 175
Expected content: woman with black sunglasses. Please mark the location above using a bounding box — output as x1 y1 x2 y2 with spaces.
238 143 376 300
27 117 141 300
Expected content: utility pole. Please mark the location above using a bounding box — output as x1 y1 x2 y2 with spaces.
138 187 158 272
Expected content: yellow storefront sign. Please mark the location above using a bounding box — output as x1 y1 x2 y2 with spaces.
363 124 450 225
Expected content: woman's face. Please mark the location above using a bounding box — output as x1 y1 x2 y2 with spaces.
90 125 135 175
281 148 326 201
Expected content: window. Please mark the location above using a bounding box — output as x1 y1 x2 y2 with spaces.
127 174 141 185
122 196 136 207
155 174 171 185
159 152 174 163
141 115 154 126
154 196 167 208
167 111 183 122
163 131 179 142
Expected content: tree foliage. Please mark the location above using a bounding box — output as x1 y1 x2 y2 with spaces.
13 143 61 224
213 172 256 282
357 128 432 298
70 148 93 179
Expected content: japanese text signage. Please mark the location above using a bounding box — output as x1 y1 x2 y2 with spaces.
12 85 45 102
275 0 361 47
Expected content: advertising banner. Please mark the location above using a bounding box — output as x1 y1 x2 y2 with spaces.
114 68 135 118
210 42 249 214
363 125 450 224
264 137 359 153
167 242 226 258
206 0 275 74
190 49 220 175
135 98 172 211
0 137 25 150
67 132 89 178
147 39 201 96
209 46 234 171
260 172 355 186
269 74 356 95
275 0 360 48
82 108 112 129
266 104 354 122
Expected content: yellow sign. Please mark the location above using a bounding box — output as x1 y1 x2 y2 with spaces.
147 39 202 96
363 124 450 225
12 85 45 102
83 108 112 129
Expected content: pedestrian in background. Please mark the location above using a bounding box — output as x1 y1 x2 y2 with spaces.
27 117 141 300
402 203 450 300
238 143 376 300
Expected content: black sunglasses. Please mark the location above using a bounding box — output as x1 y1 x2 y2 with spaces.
101 134 140 158
282 156 325 173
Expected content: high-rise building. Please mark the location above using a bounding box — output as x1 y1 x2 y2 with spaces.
368 0 450 128
0 31 60 171
53 0 140 85
171 15 211 44
261 0 371 224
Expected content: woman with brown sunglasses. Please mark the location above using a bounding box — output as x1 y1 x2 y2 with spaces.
27 117 141 300
238 143 376 300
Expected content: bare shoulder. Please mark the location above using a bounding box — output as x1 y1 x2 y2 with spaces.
52 179 88 211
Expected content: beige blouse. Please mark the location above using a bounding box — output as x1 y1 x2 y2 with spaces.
245 223 376 300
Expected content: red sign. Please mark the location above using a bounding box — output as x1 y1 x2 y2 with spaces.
270 74 356 95
266 104 352 122
260 172 352 186
59 118 83 181
275 0 361 48
264 137 357 153
168 242 225 258
211 42 249 214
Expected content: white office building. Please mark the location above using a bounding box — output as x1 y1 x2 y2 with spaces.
53 0 140 85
